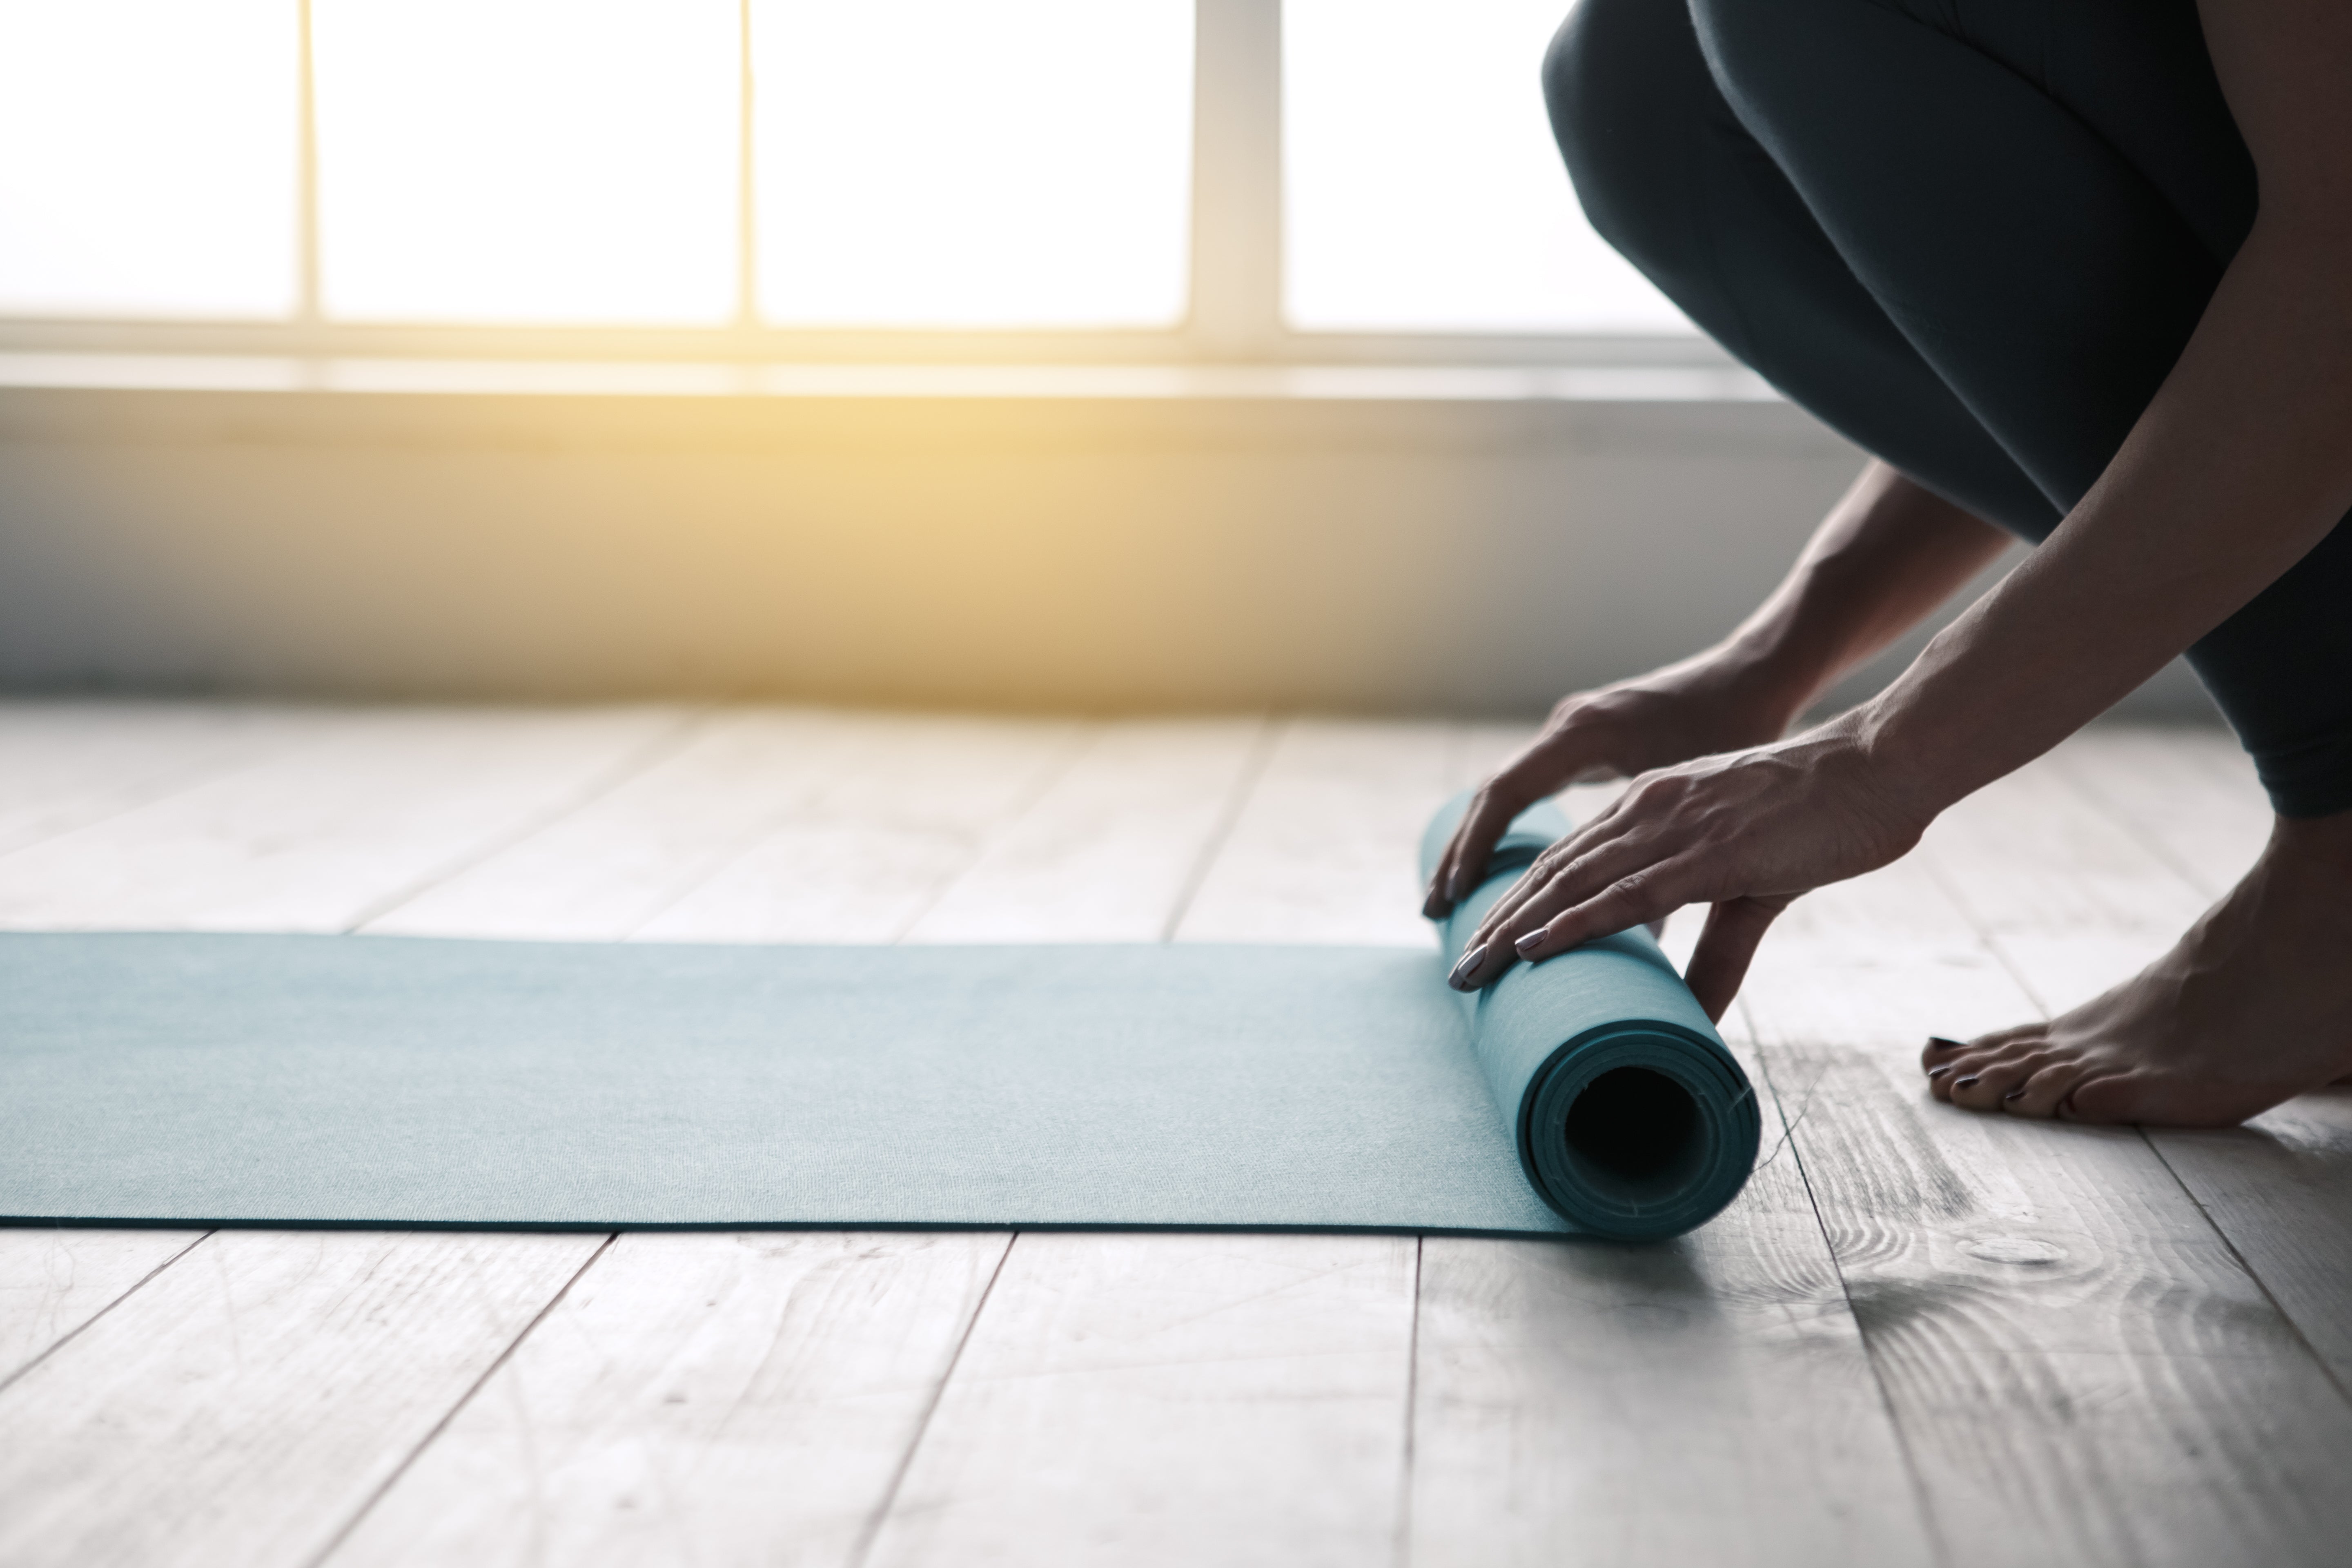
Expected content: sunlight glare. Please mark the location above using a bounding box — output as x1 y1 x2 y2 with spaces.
0 0 299 318
313 0 738 324
1284 0 1691 333
751 0 1193 329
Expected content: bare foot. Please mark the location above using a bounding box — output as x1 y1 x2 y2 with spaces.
1919 808 2352 1127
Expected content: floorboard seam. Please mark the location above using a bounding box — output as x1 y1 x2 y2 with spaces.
0 1227 215 1398
0 713 337 866
885 721 1097 945
2045 750 2223 900
846 1230 1018 1568
1392 1232 1423 1568
298 1230 619 1568
1161 714 1281 942
1746 1020 1954 1568
342 706 713 934
2138 1127 2352 1410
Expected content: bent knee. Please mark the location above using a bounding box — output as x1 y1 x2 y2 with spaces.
1541 0 1715 273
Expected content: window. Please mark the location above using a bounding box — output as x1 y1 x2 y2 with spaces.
1283 0 1686 333
0 0 1694 357
0 1 301 318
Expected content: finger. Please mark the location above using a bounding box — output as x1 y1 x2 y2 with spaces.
1464 797 1653 950
1681 895 1791 1022
1424 790 1528 918
1464 823 1654 964
1497 856 1699 976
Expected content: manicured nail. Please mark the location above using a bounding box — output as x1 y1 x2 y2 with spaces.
1513 929 1546 957
1927 1036 1965 1051
1954 1076 1979 1089
1448 944 1487 989
1927 1065 1953 1080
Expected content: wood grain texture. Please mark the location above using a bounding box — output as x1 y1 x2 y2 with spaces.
328 714 1307 1568
1414 732 1929 1568
2020 729 2352 1398
0 1227 206 1388
0 706 689 931
1408 1042 1933 1568
864 718 1427 1566
324 1232 1011 1568
864 1232 1419 1568
904 716 1269 943
2043 724 2273 901
635 713 1084 942
1914 750 2209 1016
0 1230 604 1568
0 702 330 858
365 708 861 940
1742 828 2352 1568
1174 717 1459 947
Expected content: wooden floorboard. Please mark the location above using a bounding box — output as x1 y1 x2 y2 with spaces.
0 702 334 860
2016 731 2352 1397
1407 1040 1934 1568
1744 782 2352 1568
0 1230 605 1568
324 1232 1010 1568
0 705 690 932
0 1227 208 1390
3 706 2345 1566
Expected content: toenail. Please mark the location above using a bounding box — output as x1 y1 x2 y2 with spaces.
1927 1036 1965 1051
1954 1076 1979 1089
1927 1065 1953 1080
2002 1088 2025 1101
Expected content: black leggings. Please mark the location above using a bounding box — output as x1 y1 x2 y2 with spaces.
1545 0 2352 817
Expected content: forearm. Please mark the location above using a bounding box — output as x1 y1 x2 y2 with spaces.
1862 214 2352 813
1709 461 2012 721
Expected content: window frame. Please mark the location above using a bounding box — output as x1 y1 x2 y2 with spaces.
0 0 1731 370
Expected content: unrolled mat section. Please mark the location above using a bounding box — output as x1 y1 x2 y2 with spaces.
0 799 1758 1241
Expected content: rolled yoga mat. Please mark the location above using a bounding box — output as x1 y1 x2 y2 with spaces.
0 798 1757 1241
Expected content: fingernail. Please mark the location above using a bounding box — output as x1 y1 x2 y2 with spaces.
1927 1036 1965 1051
1448 944 1487 989
2002 1088 2025 1102
1954 1076 1979 1089
1513 929 1545 956
1927 1065 1953 1080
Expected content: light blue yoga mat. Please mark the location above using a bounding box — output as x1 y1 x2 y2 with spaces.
0 799 1758 1241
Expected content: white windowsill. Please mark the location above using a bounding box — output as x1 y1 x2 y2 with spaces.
0 352 1777 403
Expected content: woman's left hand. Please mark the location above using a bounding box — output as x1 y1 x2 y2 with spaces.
1448 719 1931 1020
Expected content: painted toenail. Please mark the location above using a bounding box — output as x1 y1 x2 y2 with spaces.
1927 1036 1965 1051
1954 1076 1979 1089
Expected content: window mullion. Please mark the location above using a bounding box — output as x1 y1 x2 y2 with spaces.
295 0 323 329
735 0 758 334
1187 0 1283 361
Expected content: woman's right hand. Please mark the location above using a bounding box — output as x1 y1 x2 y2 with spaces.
1422 648 1807 918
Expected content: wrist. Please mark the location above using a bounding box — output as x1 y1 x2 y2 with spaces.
1846 686 1973 826
1701 633 1835 734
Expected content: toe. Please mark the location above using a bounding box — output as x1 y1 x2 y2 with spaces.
1920 1035 1971 1070
2059 1071 2143 1124
1949 1048 2057 1112
1928 1034 2044 1104
1998 1057 2092 1119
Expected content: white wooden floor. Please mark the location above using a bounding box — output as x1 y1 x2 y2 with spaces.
2 702 2350 1568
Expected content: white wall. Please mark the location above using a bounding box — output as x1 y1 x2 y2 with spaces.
0 382 2216 722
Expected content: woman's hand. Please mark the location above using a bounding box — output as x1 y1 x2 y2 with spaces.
1423 649 1804 921
1446 720 1931 1021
